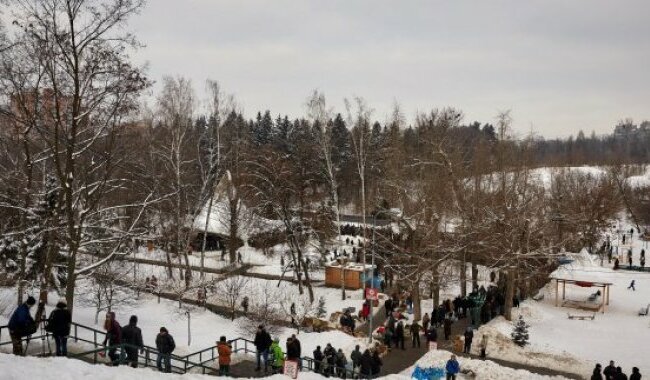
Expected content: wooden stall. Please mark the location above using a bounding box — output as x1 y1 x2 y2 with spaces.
325 262 374 290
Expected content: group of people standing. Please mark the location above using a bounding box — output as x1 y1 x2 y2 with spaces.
592 361 642 380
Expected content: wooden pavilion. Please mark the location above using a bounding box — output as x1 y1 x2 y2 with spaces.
551 277 612 313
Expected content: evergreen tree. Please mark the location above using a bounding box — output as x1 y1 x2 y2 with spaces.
252 110 274 146
511 315 530 347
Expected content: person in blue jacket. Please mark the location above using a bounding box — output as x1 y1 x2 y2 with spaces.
8 296 37 355
445 354 460 380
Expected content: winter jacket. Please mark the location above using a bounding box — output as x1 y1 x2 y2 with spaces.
254 330 272 351
426 328 438 342
269 342 284 367
336 351 347 368
616 372 629 380
350 348 362 367
121 322 144 350
8 304 35 337
591 369 603 380
313 348 324 362
360 351 372 376
156 332 176 354
104 317 122 345
630 370 641 380
409 323 421 335
395 323 404 338
604 366 618 380
293 338 301 357
464 330 474 344
324 345 336 364
287 339 300 360
46 304 71 337
446 359 460 374
217 342 232 365
371 352 382 375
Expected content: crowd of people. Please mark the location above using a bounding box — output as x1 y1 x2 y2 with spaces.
592 361 642 380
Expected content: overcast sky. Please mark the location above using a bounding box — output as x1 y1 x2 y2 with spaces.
130 1 650 137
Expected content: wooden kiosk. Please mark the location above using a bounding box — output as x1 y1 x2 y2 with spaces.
325 262 374 290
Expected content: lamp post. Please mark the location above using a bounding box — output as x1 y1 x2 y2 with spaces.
368 212 377 343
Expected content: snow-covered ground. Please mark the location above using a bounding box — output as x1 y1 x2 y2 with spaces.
470 220 650 378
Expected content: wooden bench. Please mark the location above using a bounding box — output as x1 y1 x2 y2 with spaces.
567 313 595 320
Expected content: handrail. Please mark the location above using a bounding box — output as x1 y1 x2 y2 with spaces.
2 320 356 378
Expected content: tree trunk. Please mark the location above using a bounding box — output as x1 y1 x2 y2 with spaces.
200 192 215 280
229 198 238 263
413 279 422 321
471 262 479 291
460 254 467 297
504 268 515 321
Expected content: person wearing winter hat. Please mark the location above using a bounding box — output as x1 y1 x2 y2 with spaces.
8 296 37 355
121 315 143 367
45 299 71 356
155 327 175 373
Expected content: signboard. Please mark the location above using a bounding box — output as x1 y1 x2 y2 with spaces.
284 360 299 379
365 287 379 301
428 341 438 351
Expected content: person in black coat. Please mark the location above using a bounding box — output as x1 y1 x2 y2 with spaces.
371 350 382 377
630 367 641 380
590 363 603 380
254 325 272 372
359 349 372 378
46 300 71 357
395 321 405 350
463 327 474 354
604 361 617 380
313 346 324 374
324 343 337 377
286 337 300 360
615 367 628 380
121 315 144 368
155 327 175 373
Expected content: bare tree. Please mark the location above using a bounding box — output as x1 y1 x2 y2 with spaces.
215 275 249 321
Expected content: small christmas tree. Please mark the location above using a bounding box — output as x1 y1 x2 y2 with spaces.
511 315 529 347
317 296 327 318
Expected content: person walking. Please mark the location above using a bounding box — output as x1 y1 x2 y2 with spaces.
479 334 488 359
155 327 175 373
426 326 438 344
121 315 143 368
422 313 430 332
410 321 421 348
45 299 71 357
395 321 405 350
443 315 452 341
8 296 37 356
630 367 641 380
254 325 272 372
591 364 603 380
628 280 636 291
217 336 232 376
463 327 474 354
269 338 284 374
445 355 460 380
102 312 122 366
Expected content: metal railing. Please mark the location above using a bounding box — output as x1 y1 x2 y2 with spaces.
1 320 357 378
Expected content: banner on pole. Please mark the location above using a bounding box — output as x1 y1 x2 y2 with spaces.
284 360 299 379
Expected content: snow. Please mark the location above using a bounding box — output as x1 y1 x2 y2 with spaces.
469 219 650 378
406 350 570 379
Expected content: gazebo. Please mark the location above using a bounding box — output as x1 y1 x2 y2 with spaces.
551 277 612 313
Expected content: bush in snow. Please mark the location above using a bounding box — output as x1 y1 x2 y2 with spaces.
511 315 529 347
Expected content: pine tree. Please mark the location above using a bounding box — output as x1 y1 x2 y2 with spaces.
511 315 530 347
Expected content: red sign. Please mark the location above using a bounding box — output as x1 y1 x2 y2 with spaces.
365 287 379 300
